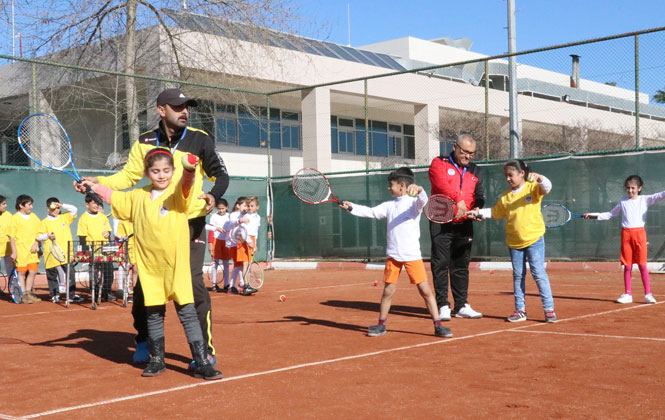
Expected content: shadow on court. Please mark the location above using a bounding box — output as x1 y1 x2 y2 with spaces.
499 291 614 303
267 316 436 337
29 329 191 373
320 300 430 319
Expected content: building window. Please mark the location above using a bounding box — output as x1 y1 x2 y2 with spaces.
214 104 301 150
331 116 414 159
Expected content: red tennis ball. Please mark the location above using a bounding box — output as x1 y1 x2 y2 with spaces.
279 295 286 302
490 270 495 274
181 153 198 171
373 281 379 286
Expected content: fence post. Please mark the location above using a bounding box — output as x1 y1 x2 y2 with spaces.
484 59 489 160
364 79 369 173
31 62 37 113
634 34 641 148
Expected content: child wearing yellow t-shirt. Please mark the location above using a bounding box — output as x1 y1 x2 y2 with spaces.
77 194 114 302
40 197 83 303
9 194 44 304
0 195 14 284
83 148 222 380
470 160 557 324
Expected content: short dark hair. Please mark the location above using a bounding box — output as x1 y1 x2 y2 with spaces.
625 175 644 194
15 194 33 210
504 159 530 179
216 198 228 207
46 197 60 208
0 195 6 205
388 167 415 186
85 193 102 205
233 196 248 211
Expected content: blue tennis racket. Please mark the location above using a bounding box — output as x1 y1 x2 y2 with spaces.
542 203 583 228
8 268 21 304
17 113 100 200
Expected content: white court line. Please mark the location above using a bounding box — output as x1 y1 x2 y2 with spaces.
510 329 665 342
0 414 20 420
11 293 665 418
0 306 110 319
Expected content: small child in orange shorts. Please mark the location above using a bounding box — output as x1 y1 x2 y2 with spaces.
226 197 249 294
339 167 452 338
8 194 44 304
206 198 231 292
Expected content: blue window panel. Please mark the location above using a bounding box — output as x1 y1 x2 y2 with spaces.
355 129 366 156
238 117 260 148
281 125 300 149
215 117 236 144
260 121 281 149
331 127 338 153
371 132 388 157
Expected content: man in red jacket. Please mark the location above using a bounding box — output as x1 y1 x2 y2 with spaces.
429 134 484 320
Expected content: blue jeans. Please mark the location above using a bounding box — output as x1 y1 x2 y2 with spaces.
508 236 554 312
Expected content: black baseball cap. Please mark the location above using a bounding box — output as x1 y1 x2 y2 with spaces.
156 88 198 107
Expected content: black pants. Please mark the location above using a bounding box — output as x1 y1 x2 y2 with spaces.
45 264 76 298
430 220 474 312
132 217 215 355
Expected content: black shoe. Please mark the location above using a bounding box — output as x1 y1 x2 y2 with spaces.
220 285 229 293
70 294 85 303
189 341 223 380
102 294 117 302
230 287 239 295
211 284 221 292
242 286 258 296
142 337 166 377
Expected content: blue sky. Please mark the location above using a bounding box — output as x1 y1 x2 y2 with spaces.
295 0 665 101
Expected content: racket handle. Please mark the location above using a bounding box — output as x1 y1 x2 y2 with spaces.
79 181 105 204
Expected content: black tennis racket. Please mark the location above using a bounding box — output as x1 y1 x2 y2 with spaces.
542 203 583 228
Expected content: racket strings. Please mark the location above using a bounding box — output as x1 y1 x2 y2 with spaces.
293 170 332 203
20 116 71 169
426 196 455 222
542 205 571 227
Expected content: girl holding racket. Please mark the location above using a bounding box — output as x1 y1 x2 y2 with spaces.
339 167 452 338
583 175 665 304
82 148 222 380
225 197 250 295
468 160 557 323
39 198 81 303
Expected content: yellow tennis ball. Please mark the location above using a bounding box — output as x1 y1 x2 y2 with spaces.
49 203 57 209
408 189 418 197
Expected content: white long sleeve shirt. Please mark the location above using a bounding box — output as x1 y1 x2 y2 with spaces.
590 191 665 228
206 212 230 241
349 190 428 262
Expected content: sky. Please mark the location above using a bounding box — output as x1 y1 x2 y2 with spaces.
294 0 665 101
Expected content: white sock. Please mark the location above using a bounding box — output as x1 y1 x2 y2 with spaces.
230 266 241 288
211 259 220 285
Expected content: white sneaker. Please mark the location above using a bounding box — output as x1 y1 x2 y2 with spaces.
455 303 483 319
645 293 657 304
439 305 451 321
616 293 633 304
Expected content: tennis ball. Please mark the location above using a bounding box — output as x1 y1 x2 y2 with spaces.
181 153 198 171
373 281 379 286
408 189 418 197
490 270 495 274
49 203 57 209
279 294 286 302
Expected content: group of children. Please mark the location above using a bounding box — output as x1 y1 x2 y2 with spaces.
341 163 664 338
0 192 136 305
206 196 261 296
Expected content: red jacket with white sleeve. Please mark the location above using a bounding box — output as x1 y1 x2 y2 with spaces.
429 153 485 221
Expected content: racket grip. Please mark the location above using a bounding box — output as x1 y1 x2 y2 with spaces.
81 182 105 205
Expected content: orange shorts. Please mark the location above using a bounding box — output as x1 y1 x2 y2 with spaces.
213 239 231 260
383 258 427 285
17 262 39 272
234 237 255 264
621 227 647 266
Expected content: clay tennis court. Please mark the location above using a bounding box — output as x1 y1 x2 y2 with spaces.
2 266 664 419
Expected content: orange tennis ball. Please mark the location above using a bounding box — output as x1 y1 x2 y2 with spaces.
181 153 198 171
279 294 286 302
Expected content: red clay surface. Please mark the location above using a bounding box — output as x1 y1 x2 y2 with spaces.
2 268 665 419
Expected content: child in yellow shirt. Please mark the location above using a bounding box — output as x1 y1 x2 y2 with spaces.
9 195 44 304
77 194 114 302
470 160 557 323
83 148 222 380
0 195 14 286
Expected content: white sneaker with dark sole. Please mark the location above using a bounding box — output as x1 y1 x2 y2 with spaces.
439 305 451 321
616 293 633 304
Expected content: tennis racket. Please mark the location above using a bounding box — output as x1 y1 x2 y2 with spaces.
234 225 248 244
542 203 583 228
50 238 66 263
292 168 342 205
17 113 101 201
424 194 457 224
9 268 21 304
243 255 264 293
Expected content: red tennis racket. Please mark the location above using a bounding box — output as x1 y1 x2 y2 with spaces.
292 168 342 205
424 194 457 224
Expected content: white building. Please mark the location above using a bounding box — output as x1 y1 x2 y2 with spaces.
1 10 663 177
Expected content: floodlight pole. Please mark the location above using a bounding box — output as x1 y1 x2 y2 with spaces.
507 0 520 158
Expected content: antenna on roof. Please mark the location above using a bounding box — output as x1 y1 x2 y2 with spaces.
347 4 351 47
182 0 187 11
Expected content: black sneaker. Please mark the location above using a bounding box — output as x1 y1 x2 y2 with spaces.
242 286 258 296
230 287 239 295
70 295 85 303
367 325 386 337
434 325 453 338
102 294 117 302
211 284 221 292
220 285 229 293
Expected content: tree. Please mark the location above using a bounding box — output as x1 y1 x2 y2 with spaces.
654 89 665 104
